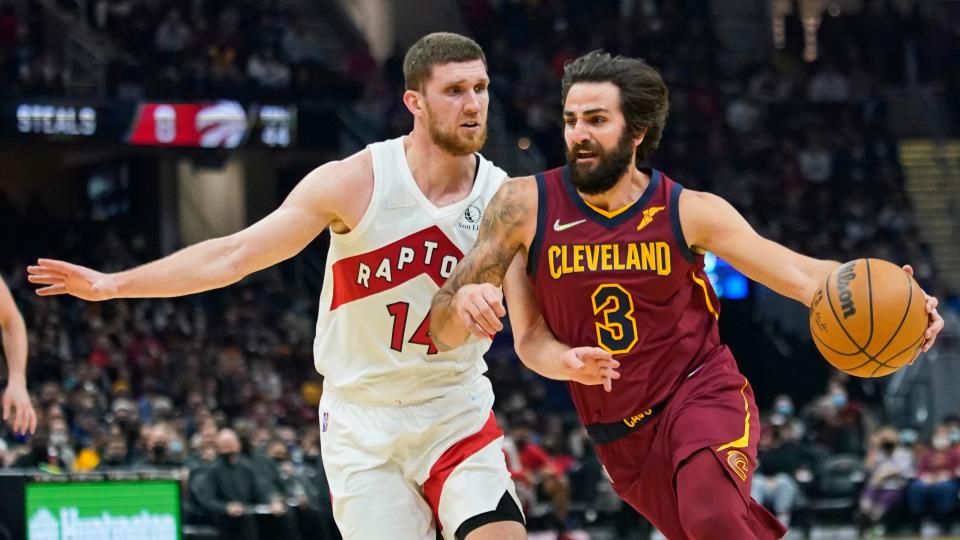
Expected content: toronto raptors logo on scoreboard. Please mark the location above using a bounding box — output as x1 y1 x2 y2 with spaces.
128 101 248 148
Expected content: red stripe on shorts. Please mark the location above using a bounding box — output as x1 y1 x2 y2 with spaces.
422 412 503 531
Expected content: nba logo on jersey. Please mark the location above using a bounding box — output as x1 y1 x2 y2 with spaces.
321 412 330 432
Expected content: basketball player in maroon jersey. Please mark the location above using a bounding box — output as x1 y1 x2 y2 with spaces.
430 50 944 539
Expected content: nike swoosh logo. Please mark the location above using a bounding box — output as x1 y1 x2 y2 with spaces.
553 219 587 232
382 202 414 210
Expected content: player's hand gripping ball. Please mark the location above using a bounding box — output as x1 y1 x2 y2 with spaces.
809 259 929 378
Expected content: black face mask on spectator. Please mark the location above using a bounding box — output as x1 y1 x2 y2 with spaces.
32 439 51 461
304 452 320 464
151 443 168 461
220 452 240 465
239 435 253 455
881 442 896 454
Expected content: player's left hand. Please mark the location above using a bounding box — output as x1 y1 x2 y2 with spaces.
452 283 506 338
902 265 944 359
2 380 37 435
559 347 621 392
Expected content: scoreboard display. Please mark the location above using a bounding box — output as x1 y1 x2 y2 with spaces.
5 100 297 148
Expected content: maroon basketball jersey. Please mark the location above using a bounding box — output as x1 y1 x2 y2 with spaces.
527 166 723 426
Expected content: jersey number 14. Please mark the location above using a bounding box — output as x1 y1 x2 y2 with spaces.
386 302 438 354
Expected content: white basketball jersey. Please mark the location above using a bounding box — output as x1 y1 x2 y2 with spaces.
313 136 508 405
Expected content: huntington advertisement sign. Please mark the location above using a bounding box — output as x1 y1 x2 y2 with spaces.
26 480 180 540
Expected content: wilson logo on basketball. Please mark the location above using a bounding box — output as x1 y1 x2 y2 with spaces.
835 261 857 318
726 450 749 481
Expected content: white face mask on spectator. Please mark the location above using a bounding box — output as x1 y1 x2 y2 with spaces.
932 435 950 450
50 432 69 446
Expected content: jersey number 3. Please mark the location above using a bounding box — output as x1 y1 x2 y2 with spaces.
591 284 638 354
387 302 438 355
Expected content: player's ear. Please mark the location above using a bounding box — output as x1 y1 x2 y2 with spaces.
632 127 647 149
403 89 425 117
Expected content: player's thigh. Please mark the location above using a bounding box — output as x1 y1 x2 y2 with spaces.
330 464 435 540
320 396 434 539
463 520 526 540
426 435 525 540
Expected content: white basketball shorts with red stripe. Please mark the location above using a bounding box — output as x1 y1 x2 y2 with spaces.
319 375 522 540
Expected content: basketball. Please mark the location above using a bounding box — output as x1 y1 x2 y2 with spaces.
809 259 928 378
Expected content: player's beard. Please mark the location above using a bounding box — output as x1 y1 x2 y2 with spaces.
567 129 636 195
425 103 486 156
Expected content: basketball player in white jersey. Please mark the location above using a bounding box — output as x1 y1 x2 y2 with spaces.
1 275 36 436
27 33 617 540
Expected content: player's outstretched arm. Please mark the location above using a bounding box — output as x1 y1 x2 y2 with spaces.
680 189 842 305
680 190 943 351
429 178 536 351
28 153 368 301
0 276 36 434
503 258 621 391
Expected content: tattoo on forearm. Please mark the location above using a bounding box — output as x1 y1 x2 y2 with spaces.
430 180 530 343
442 181 527 295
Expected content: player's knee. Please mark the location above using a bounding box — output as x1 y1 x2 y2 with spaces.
461 520 526 540
677 450 757 540
455 491 526 540
679 504 748 540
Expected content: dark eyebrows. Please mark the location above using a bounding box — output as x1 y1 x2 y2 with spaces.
563 108 611 117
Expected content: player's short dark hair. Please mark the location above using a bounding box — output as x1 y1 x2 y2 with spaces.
561 50 669 163
403 32 487 92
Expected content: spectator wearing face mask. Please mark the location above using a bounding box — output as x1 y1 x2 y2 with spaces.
47 417 76 469
196 428 290 540
752 418 816 527
768 394 806 440
135 423 182 469
297 431 340 540
939 414 960 448
906 424 960 532
807 379 868 455
859 426 914 534
235 425 283 494
186 422 219 471
96 435 131 469
266 439 303 500
266 439 328 539
11 428 67 473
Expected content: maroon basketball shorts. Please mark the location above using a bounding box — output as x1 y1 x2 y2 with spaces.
594 348 786 539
